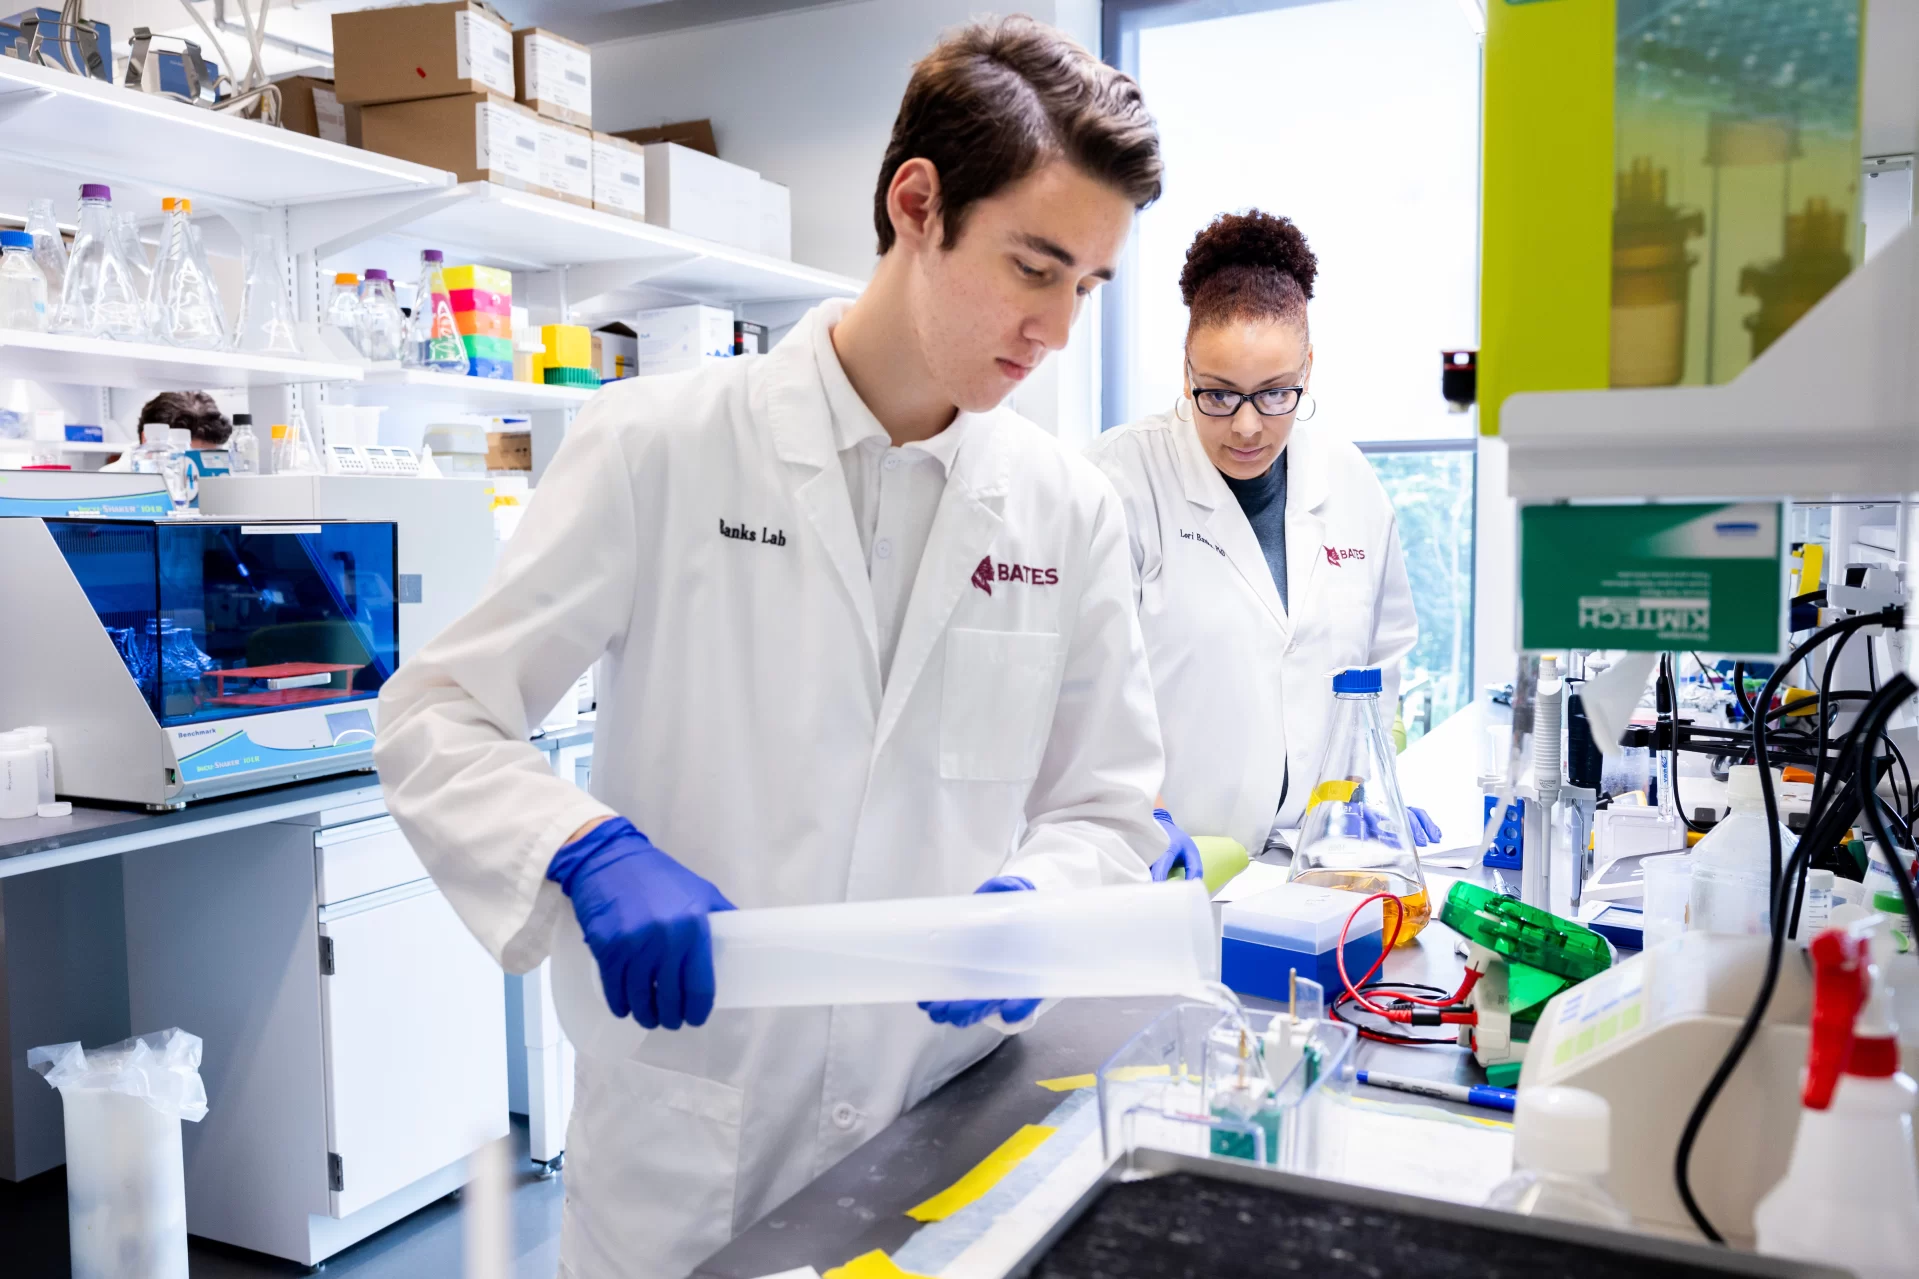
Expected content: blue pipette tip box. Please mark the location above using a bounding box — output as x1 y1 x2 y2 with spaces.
1220 882 1385 1000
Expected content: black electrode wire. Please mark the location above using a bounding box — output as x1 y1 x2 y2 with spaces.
1674 610 1903 1242
1854 676 1919 936
1731 661 1756 722
1660 655 1708 833
1691 652 1723 686
1811 627 1858 815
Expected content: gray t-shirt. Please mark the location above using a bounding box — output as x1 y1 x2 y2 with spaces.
1220 452 1289 611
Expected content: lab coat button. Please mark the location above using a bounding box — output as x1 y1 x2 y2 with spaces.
875 539 893 560
831 1102 859 1129
884 454 901 471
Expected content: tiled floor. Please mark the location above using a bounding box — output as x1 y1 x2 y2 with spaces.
1 1118 565 1277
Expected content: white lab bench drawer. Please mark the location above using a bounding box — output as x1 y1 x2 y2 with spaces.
315 816 427 906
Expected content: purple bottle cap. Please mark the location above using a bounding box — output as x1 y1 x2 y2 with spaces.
79 183 111 201
421 249 444 263
364 268 389 281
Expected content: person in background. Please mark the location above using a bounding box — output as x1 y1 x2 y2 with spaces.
1092 210 1435 862
375 19 1167 1279
101 390 231 469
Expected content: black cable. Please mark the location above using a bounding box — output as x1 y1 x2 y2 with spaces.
1811 627 1858 815
1329 982 1460 1047
1731 661 1755 723
1853 676 1919 938
1673 609 1902 1242
1661 655 1708 833
1690 652 1723 686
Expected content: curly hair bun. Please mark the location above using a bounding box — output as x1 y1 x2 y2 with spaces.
1179 209 1317 310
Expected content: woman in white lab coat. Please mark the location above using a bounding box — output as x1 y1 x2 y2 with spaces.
1092 210 1428 858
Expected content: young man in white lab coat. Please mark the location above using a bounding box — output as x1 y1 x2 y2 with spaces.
374 19 1167 1279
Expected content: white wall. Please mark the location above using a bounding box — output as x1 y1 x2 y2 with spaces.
589 0 1102 439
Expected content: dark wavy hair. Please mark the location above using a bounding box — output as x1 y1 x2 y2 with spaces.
874 16 1162 254
1179 209 1316 336
139 390 231 447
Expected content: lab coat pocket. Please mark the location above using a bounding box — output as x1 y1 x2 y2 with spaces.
940 628 1062 782
569 1053 745 1263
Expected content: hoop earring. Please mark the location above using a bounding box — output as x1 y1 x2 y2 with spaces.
1175 395 1195 423
1295 391 1317 422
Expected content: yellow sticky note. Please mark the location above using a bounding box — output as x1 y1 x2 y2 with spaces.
824 1251 929 1279
904 1124 1057 1222
1035 1073 1097 1092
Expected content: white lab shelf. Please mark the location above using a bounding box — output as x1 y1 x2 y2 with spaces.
0 55 450 218
0 438 119 452
1501 223 1919 503
291 182 865 308
346 366 598 412
0 329 364 391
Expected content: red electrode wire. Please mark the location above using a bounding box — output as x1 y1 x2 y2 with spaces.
1335 891 1481 1023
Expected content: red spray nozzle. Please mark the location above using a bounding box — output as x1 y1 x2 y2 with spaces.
1804 928 1872 1110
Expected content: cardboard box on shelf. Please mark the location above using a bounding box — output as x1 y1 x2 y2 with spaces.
595 328 638 381
331 1 516 106
758 179 791 261
643 143 760 251
612 118 717 157
592 132 646 220
536 118 594 208
635 305 735 376
486 430 532 471
275 75 360 147
359 93 551 195
513 27 591 128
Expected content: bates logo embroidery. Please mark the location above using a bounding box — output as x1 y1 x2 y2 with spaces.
1324 545 1365 567
971 556 1059 595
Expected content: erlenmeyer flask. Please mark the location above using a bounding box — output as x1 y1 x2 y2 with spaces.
55 184 147 340
1286 667 1431 945
355 269 404 362
112 210 151 303
149 198 227 350
403 249 469 373
234 234 303 356
26 198 67 299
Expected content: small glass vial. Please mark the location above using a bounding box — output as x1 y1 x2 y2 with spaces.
1486 1087 1631 1228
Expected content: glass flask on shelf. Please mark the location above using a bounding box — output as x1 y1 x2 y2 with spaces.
26 198 67 299
112 210 151 303
55 183 148 340
355 269 404 362
148 198 227 350
402 249 469 373
270 411 318 475
1286 666 1431 945
0 230 50 332
233 234 304 356
327 272 363 354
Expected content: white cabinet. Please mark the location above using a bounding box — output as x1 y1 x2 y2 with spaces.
123 812 507 1266
320 887 505 1217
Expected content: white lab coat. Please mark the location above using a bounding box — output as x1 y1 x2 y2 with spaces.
374 303 1164 1279
1089 406 1417 853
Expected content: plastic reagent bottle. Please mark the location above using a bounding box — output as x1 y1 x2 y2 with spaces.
0 230 49 332
148 198 226 350
227 413 259 475
56 184 147 340
16 725 53 805
1286 666 1432 944
164 428 197 512
1485 1086 1631 1227
404 249 469 373
356 269 404 362
25 198 67 298
128 423 173 475
1754 921 1919 1279
1688 764 1792 937
327 272 363 354
0 731 36 820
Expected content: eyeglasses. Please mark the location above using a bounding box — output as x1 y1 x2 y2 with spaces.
1187 359 1304 418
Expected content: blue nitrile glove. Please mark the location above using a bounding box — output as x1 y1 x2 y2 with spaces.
920 875 1039 1029
546 817 736 1031
1353 803 1439 848
1408 806 1442 847
1151 808 1203 883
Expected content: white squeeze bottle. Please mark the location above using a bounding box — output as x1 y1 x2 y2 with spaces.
17 726 53 804
0 732 38 819
1485 1087 1631 1228
1754 918 1919 1279
1688 764 1792 936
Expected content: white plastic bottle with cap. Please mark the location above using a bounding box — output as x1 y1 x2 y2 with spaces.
1484 1086 1632 1227
16 725 52 804
1754 920 1919 1279
0 731 38 819
1688 764 1792 937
